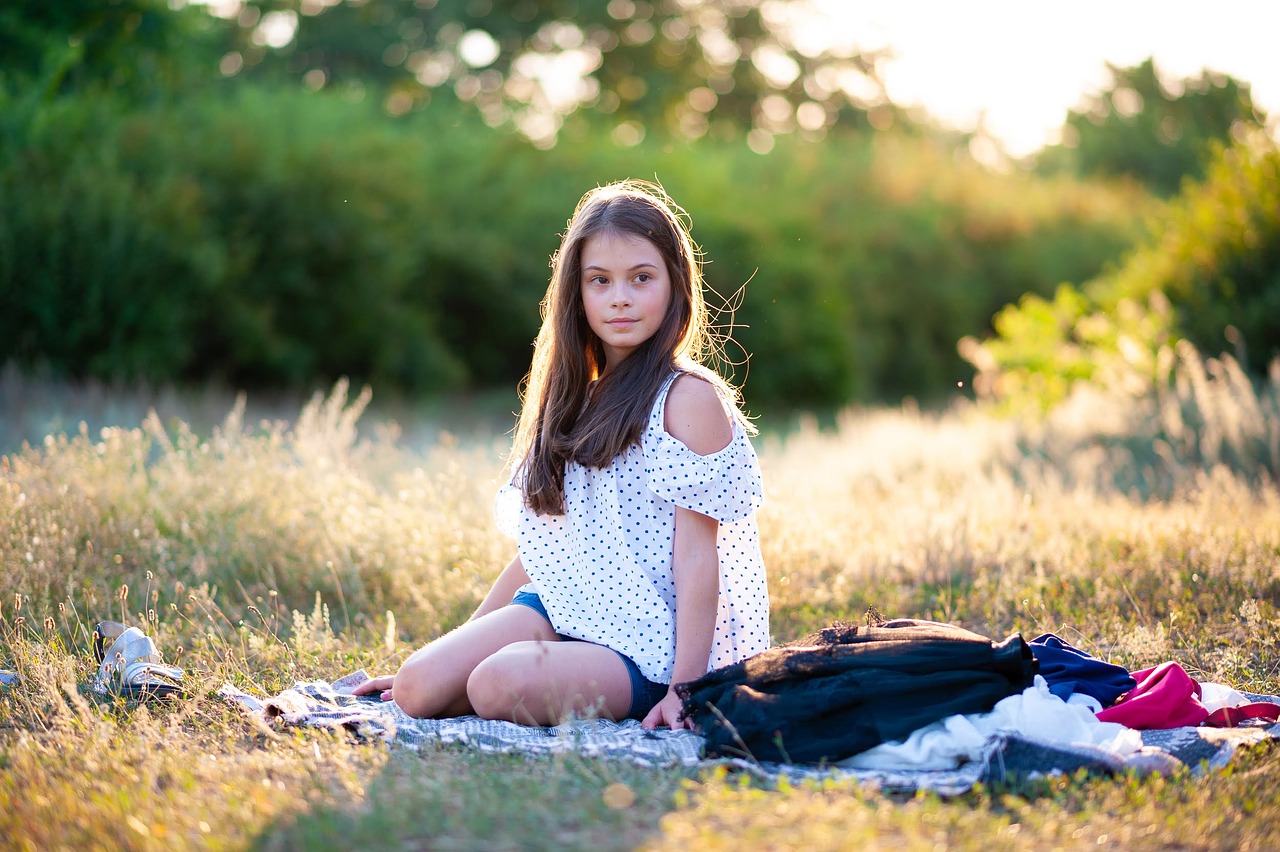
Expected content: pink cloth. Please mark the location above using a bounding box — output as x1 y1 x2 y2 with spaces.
1095 662 1209 729
1093 661 1280 730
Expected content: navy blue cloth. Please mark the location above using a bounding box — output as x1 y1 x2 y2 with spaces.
1029 633 1135 706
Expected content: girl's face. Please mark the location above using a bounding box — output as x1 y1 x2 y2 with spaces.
579 231 673 372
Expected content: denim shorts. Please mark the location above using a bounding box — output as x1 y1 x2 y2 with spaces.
510 589 669 720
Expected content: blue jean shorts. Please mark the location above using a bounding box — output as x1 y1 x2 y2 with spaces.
510 589 669 720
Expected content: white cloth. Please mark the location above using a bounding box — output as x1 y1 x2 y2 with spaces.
494 367 770 683
1067 692 1104 714
1199 681 1251 713
840 676 1142 772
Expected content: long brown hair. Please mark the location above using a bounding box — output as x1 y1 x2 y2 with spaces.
511 180 747 515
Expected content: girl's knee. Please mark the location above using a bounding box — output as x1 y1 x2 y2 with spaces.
390 656 445 718
466 643 549 721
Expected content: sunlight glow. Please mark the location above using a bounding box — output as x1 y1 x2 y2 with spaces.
458 30 500 68
253 10 297 50
186 0 1278 156
511 47 603 113
793 0 1280 157
751 44 802 88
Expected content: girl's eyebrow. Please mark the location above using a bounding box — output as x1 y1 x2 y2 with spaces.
582 261 660 272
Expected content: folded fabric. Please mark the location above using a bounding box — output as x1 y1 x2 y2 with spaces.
677 618 1037 764
1028 633 1136 706
1095 661 1208 729
841 676 1140 772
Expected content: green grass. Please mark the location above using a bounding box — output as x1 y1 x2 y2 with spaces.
2 366 1280 850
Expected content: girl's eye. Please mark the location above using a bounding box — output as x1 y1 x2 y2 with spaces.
636 273 650 283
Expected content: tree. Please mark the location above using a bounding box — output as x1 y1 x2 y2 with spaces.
218 0 898 145
1037 57 1267 195
0 0 227 99
969 132 1280 411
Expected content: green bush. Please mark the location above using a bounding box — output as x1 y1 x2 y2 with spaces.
646 135 1146 406
966 132 1280 412
0 85 1144 407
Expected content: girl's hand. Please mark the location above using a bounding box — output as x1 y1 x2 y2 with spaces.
352 674 395 701
642 689 692 731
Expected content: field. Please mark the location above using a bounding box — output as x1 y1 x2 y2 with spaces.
2 355 1279 850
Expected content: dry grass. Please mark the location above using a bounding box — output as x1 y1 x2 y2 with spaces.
2 362 1279 850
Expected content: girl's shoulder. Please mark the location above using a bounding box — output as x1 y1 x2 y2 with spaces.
641 365 764 522
659 361 735 404
659 367 736 456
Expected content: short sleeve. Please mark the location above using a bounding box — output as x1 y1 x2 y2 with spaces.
493 482 522 539
642 426 764 523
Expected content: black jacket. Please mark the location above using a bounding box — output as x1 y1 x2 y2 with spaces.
677 618 1037 763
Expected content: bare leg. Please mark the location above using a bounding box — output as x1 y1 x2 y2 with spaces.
466 640 634 725
391 605 558 718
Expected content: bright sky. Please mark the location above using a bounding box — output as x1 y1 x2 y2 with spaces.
802 0 1280 156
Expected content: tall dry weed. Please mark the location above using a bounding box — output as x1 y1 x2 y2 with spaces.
3 365 1279 690
1016 344 1280 498
1 381 510 665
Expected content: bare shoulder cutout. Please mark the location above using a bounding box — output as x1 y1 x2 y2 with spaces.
664 373 733 456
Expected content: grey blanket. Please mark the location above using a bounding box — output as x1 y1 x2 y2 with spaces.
219 671 1280 797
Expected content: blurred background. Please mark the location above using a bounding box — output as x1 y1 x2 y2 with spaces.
1 0 1277 433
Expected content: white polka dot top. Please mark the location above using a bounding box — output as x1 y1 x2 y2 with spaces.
494 368 770 684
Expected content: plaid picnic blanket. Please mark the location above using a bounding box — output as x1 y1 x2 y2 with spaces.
219 671 1280 797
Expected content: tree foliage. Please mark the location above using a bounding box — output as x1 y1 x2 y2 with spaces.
968 132 1280 411
0 85 1142 406
1037 58 1267 195
221 0 899 145
0 0 227 98
3 0 1199 409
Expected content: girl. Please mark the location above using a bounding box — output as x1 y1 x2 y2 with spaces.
354 180 769 729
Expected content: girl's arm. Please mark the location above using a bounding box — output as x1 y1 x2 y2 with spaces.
643 373 732 730
469 555 533 621
643 506 720 729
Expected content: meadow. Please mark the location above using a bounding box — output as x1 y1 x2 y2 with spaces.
2 348 1279 850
